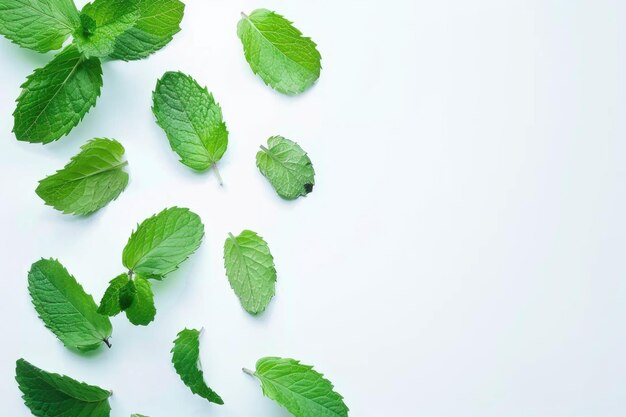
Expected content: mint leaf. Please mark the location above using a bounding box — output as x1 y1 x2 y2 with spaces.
28 258 112 351
13 44 103 144
124 275 156 325
237 9 321 95
153 71 228 184
110 0 184 61
244 357 349 417
75 0 140 58
119 278 136 310
171 328 223 404
35 138 129 215
223 230 276 315
16 359 112 417
256 136 315 200
98 273 129 316
122 207 204 279
0 0 80 52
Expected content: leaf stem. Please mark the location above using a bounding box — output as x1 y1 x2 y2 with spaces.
259 145 269 152
241 11 248 19
242 367 256 377
213 164 223 186
103 338 112 348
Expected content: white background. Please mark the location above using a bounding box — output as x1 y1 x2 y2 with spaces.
1 0 625 416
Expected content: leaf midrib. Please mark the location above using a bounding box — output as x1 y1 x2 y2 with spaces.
21 53 83 138
259 373 345 417
55 160 128 185
33 265 107 343
16 0 75 31
242 14 317 78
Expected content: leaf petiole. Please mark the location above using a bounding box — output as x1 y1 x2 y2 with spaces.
242 367 256 377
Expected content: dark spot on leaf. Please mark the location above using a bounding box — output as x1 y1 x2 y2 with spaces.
304 183 314 193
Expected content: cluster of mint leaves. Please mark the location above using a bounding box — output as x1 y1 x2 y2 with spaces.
3 1 344 416
3 0 185 144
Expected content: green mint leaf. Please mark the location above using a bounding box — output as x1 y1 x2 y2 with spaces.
35 138 129 215
118 278 136 310
124 275 156 325
223 230 276 315
16 359 112 417
245 357 349 417
237 9 321 95
152 71 228 184
256 136 315 200
122 207 204 279
13 44 103 144
28 259 112 351
171 328 224 404
75 0 140 58
0 0 80 52
98 273 129 316
110 0 185 61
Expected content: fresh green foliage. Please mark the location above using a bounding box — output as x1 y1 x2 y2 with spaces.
153 71 228 184
75 0 140 58
245 357 349 417
223 230 276 315
110 0 185 61
171 328 223 404
14 44 103 144
256 136 315 200
0 0 80 52
36 138 129 215
98 273 155 325
123 207 204 279
124 275 156 325
238 9 321 95
4 0 184 144
98 274 129 316
16 359 112 417
28 259 112 351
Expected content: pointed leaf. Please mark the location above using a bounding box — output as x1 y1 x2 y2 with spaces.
16 359 111 417
223 230 276 315
248 357 349 417
122 207 204 279
28 259 112 351
0 0 80 52
237 9 321 94
98 273 129 316
172 328 223 404
110 0 185 61
14 44 103 143
36 138 129 215
257 136 315 200
153 71 228 178
124 275 156 325
75 0 140 58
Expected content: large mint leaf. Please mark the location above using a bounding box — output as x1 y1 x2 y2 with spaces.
223 230 276 315
256 136 315 200
0 0 80 52
16 359 112 417
122 207 204 279
28 258 112 351
110 0 184 61
237 9 321 95
36 138 129 215
13 44 103 144
246 357 349 417
75 0 140 58
171 328 223 404
153 71 228 183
